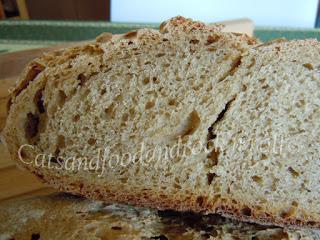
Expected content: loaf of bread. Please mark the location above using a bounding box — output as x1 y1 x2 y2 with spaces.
0 193 319 240
3 16 320 228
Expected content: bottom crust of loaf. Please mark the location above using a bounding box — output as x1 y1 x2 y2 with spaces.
30 167 320 230
0 191 319 240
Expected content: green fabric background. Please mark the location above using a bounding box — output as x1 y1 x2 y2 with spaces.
1 20 320 53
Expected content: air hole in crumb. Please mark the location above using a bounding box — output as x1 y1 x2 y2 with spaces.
207 172 217 185
34 89 45 113
201 96 209 104
174 183 182 189
111 226 122 230
280 209 295 219
152 77 160 84
242 84 247 91
151 235 168 240
145 101 155 109
255 206 263 211
181 110 201 137
259 78 266 83
207 47 217 52
57 90 67 108
156 53 165 57
190 39 199 44
77 73 87 86
196 196 204 207
50 156 59 165
241 207 252 216
57 135 65 149
104 67 112 72
307 221 316 226
192 83 203 91
20 149 28 159
297 99 305 107
25 112 39 140
231 200 238 205
292 201 298 207
207 149 219 166
129 108 135 117
53 147 60 157
168 99 177 106
87 138 96 146
252 175 263 184
73 114 80 122
143 77 150 85
288 167 299 177
114 94 123 102
120 177 128 183
104 104 114 119
31 233 40 240
303 63 313 70
100 88 106 95
261 154 268 160
228 57 242 76
122 113 129 122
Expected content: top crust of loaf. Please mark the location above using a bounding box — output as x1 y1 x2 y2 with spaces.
4 16 320 229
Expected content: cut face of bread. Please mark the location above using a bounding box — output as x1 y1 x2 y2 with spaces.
209 39 320 228
3 16 320 228
0 193 318 240
2 16 255 218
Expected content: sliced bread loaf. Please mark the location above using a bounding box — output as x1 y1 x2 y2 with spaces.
209 39 320 228
0 193 318 240
3 16 320 228
2 16 256 217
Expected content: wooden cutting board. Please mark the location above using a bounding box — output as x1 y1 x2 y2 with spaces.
0 18 254 201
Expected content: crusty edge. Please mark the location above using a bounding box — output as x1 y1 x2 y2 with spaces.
3 17 316 230
28 166 320 230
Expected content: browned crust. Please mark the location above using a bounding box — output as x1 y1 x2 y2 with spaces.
3 16 317 230
215 205 319 230
6 61 44 114
13 63 45 98
5 16 256 113
28 165 320 230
